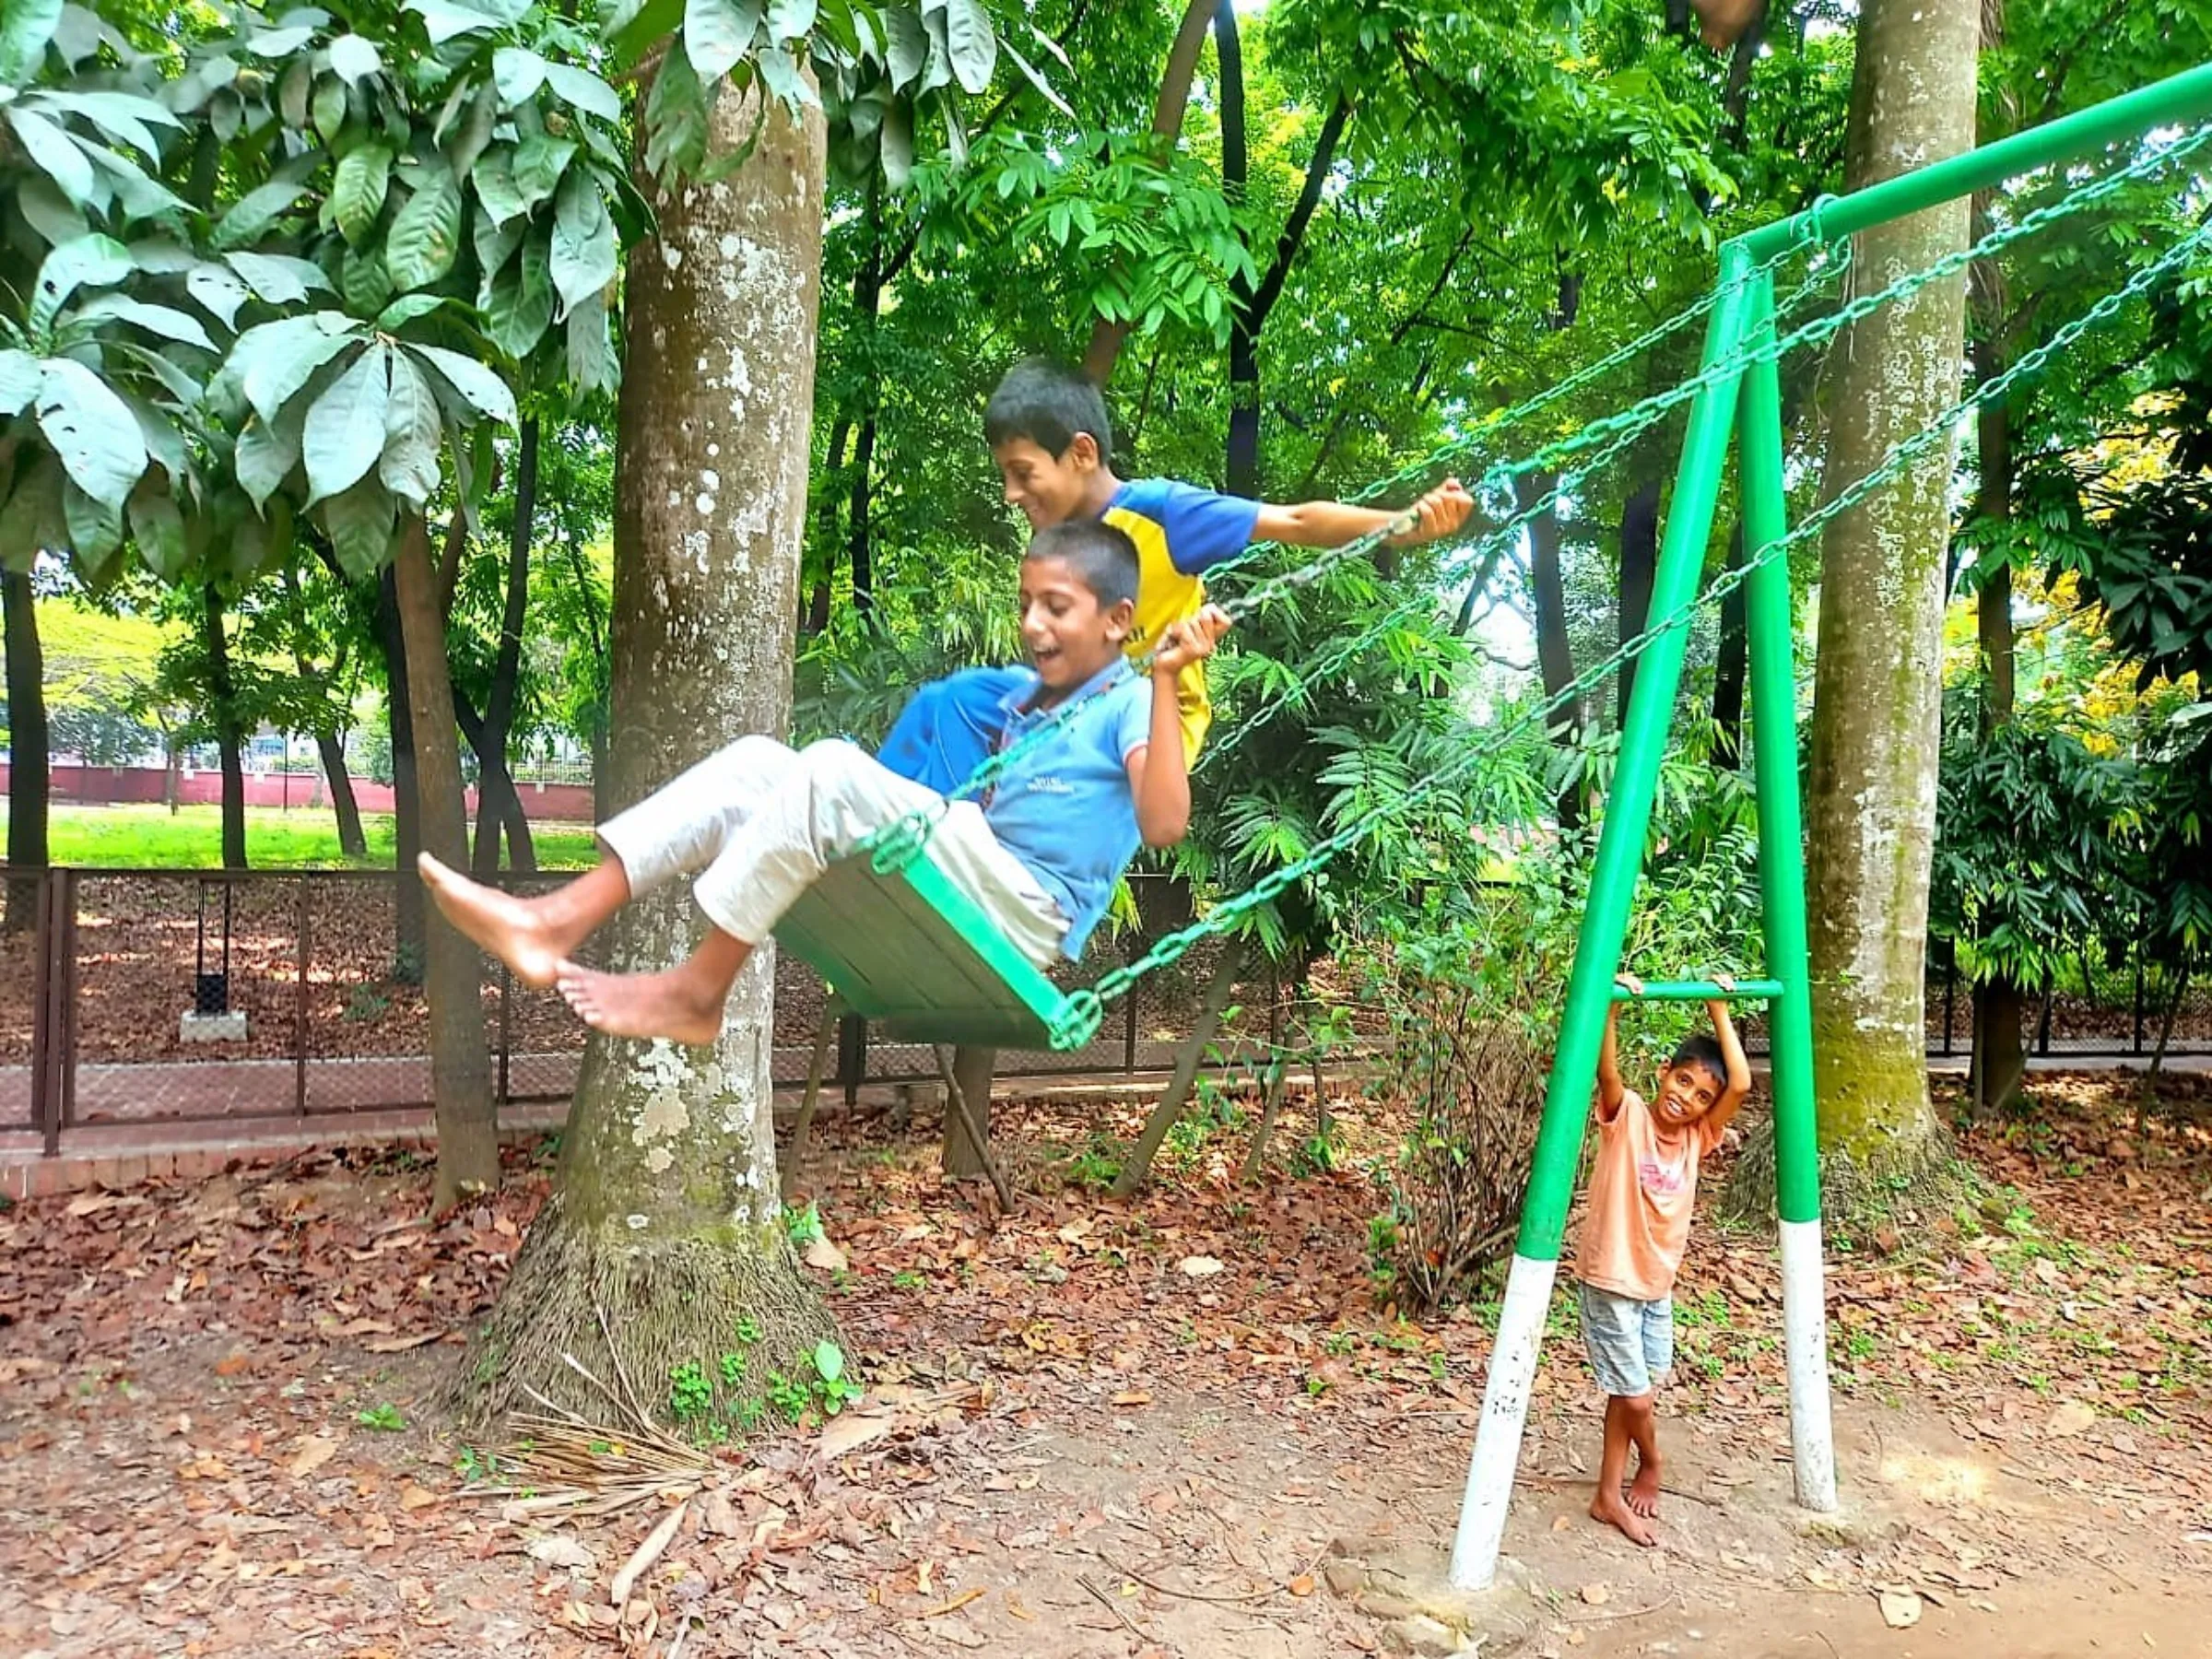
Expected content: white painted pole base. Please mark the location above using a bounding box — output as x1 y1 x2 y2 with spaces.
1448 1253 1558 1590
1779 1217 1838 1512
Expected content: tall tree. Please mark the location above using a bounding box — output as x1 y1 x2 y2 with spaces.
458 81 837 1419
200 584 249 869
1803 0 1979 1196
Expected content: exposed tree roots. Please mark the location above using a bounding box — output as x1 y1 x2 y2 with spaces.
443 1190 837 1433
1716 1111 1971 1241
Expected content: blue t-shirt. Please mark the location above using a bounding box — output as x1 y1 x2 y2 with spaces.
981 659 1153 960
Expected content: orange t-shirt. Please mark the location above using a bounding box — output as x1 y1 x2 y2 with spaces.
1574 1089 1723 1302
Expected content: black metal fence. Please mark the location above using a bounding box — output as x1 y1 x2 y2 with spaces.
0 867 1285 1155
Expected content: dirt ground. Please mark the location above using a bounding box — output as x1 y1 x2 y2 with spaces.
3 1073 2209 1658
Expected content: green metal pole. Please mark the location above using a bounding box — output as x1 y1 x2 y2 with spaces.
1453 246 1759 1592
1740 62 2212 262
1512 249 1759 1259
1737 272 1836 1512
1611 978 1784 1003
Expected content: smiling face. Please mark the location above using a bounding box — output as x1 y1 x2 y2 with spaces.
1018 552 1131 694
1652 1059 1724 1134
994 435 1100 531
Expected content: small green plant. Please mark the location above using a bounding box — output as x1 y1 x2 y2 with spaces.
735 1397 766 1431
735 1315 762 1346
784 1203 827 1247
892 1269 925 1291
356 1403 406 1432
1065 1145 1121 1192
455 1445 500 1480
1843 1330 1878 1362
1323 1330 1358 1358
669 1360 712 1423
1304 1371 1333 1397
768 1371 811 1423
1428 1351 1448 1385
810 1340 860 1415
345 985 391 1022
718 1352 747 1391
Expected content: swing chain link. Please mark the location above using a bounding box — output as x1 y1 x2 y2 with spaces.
1080 205 2212 1017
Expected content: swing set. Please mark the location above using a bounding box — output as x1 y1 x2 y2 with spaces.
772 63 2212 1592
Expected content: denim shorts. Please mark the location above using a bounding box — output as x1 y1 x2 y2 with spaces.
1578 1280 1674 1397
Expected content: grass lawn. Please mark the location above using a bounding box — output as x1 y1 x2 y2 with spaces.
0 801 598 870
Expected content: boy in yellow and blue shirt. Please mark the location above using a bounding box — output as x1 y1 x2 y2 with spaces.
878 358 1474 791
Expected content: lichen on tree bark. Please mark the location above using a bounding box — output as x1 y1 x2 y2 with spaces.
453 78 836 1429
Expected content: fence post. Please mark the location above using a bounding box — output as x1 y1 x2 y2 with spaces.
31 871 58 1157
2134 928 2147 1054
1124 936 1138 1075
1941 944 1956 1058
837 1012 865 1105
295 877 311 1117
58 869 78 1135
497 963 513 1107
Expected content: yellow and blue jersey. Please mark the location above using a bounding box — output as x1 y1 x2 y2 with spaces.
1100 478 1261 759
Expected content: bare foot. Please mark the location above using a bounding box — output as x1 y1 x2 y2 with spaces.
1590 1489 1657 1547
1627 1460 1663 1519
556 961 726 1045
418 853 572 987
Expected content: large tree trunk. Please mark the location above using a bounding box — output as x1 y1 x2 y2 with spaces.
376 570 427 977
2 568 47 933
941 1044 997 1177
1615 477 1661 730
393 515 499 1207
1712 526 1747 768
1803 0 1977 1199
316 731 368 858
454 78 834 1429
203 586 249 870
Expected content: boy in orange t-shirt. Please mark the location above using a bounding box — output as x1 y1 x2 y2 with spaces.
1574 971 1751 1547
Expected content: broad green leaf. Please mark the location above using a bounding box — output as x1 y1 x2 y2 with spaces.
376 293 448 330
126 479 186 579
247 25 316 57
942 0 993 96
124 392 187 479
0 455 65 572
471 206 524 300
0 0 64 86
224 251 333 305
485 235 553 359
213 175 311 252
683 0 760 83
321 474 395 578
764 0 814 39
383 165 463 291
341 245 394 313
472 147 528 227
62 476 124 571
565 284 618 394
333 142 393 247
512 133 575 206
8 106 94 206
229 312 362 423
755 43 809 109
128 238 197 274
811 1339 842 1382
278 55 312 126
16 173 87 246
82 143 188 222
109 339 203 411
234 401 302 510
312 74 347 146
68 295 217 352
641 41 707 182
1000 37 1070 118
544 63 621 124
879 100 911 189
302 339 389 506
378 347 441 509
549 167 615 320
404 0 524 43
38 357 144 508
326 33 380 85
407 342 515 426
882 5 925 90
37 88 177 159
0 348 37 415
29 233 132 337
187 261 252 328
491 45 548 104
446 81 496 180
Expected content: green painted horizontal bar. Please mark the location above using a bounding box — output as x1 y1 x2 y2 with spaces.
1738 61 2212 260
1611 978 1784 1003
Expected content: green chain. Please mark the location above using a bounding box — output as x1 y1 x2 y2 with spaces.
1071 214 2212 1028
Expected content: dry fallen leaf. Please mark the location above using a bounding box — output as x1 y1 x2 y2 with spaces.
526 1534 597 1571
1288 1574 1315 1597
1112 1391 1152 1408
1178 1255 1225 1277
1877 1589 1923 1630
287 1436 337 1478
2048 1400 2097 1437
804 1234 850 1272
360 1333 441 1354
819 1411 898 1459
1581 1583 1611 1606
399 1482 439 1511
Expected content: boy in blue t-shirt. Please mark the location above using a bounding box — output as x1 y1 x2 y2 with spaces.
416 521 1227 1048
877 358 1475 791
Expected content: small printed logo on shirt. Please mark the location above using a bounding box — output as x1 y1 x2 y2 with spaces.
1022 775 1074 794
1637 1156 1687 1196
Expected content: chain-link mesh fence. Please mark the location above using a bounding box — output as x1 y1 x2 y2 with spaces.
9 864 2210 1153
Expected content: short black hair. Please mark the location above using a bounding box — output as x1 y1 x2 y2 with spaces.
1025 520 1139 611
1669 1032 1728 1089
985 358 1112 466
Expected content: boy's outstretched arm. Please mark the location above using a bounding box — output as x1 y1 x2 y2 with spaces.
1704 983 1754 1137
1129 606 1231 847
1595 977 1634 1122
1252 478 1475 550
